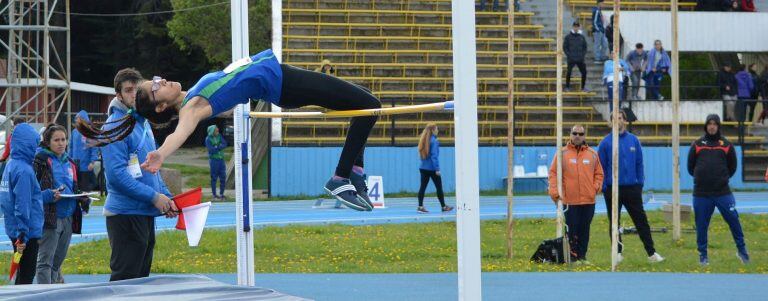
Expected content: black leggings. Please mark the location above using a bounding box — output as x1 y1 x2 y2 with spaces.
418 169 445 207
279 64 381 178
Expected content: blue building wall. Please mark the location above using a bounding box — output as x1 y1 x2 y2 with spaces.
270 146 768 196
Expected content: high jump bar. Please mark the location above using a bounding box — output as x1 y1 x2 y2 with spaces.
248 101 454 118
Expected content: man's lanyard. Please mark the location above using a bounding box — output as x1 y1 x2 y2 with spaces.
135 120 150 154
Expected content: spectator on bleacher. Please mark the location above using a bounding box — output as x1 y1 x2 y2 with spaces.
696 0 730 11
625 43 648 100
758 66 768 124
598 111 665 264
737 0 757 11
687 114 749 266
548 125 604 263
564 21 589 92
69 110 98 192
605 15 624 55
735 64 754 123
603 51 630 111
416 123 453 214
644 40 671 100
718 64 739 121
478 0 518 12
591 0 609 63
748 64 761 121
314 59 336 76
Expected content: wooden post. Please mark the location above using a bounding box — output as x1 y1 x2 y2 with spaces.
505 1 516 259
610 0 621 272
555 0 569 264
671 0 681 241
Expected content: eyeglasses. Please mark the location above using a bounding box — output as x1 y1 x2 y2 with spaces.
571 132 585 136
150 76 162 101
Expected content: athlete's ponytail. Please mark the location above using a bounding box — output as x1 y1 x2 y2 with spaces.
75 110 138 147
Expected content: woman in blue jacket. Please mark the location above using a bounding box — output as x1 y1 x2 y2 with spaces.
644 40 671 100
69 110 98 191
0 123 53 284
34 124 85 284
205 125 227 200
416 124 452 213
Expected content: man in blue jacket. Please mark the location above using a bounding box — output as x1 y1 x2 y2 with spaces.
102 68 176 281
591 0 609 62
0 123 51 284
598 111 664 264
205 125 227 200
70 110 98 191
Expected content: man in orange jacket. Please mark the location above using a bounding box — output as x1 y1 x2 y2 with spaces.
548 125 604 262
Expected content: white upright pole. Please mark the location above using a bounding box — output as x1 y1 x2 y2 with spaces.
450 1 482 300
671 0 681 241
232 0 255 286
271 0 283 144
610 1 621 272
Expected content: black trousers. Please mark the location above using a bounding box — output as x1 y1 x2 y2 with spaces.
417 169 445 207
564 204 595 260
78 170 96 191
107 215 156 281
566 61 587 90
603 185 656 256
11 237 39 284
279 64 381 178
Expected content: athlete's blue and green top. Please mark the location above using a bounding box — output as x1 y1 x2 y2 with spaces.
183 49 282 117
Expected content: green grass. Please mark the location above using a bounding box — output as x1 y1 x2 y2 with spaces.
165 163 212 191
6 211 762 276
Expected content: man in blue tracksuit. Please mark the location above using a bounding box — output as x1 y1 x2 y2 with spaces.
0 124 48 284
591 0 609 62
69 110 98 191
598 111 664 263
205 125 227 200
102 68 176 281
687 114 749 266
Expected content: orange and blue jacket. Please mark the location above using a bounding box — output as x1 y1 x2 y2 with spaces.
548 143 604 205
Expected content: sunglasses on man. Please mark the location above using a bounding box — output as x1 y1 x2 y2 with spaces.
571 132 585 136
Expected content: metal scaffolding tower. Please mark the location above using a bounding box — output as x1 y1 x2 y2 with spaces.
1 0 70 130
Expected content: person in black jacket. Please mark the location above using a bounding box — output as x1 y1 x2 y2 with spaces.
717 64 738 121
564 22 588 92
687 114 749 266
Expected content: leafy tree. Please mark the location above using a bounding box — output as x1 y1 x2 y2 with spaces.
167 0 272 68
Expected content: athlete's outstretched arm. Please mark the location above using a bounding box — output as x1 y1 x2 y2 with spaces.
141 97 213 173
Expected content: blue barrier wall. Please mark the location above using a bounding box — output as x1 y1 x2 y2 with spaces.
270 146 768 196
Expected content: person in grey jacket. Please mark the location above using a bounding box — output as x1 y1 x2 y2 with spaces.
564 22 589 92
625 43 648 100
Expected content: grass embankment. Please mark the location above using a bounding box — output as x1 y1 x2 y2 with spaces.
23 211 767 275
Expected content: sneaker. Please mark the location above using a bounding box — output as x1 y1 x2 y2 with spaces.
417 206 429 214
349 172 373 211
581 88 591 93
699 255 709 267
616 253 624 264
737 251 750 264
324 177 368 211
648 252 665 263
212 195 219 200
441 205 454 212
